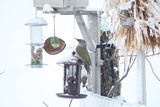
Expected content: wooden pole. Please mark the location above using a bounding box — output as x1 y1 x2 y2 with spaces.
87 12 101 94
75 12 101 94
136 50 147 105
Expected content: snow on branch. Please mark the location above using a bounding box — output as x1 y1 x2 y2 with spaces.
105 0 160 54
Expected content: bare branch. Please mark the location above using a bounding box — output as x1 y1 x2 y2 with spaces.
107 55 137 97
119 52 160 57
0 72 4 75
42 101 48 107
146 57 160 82
146 52 160 57
0 69 6 75
69 99 73 107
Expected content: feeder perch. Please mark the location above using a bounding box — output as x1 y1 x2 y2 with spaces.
56 56 87 99
25 17 47 68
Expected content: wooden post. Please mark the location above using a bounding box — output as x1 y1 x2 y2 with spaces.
75 14 95 52
75 12 101 94
87 12 101 94
136 50 147 105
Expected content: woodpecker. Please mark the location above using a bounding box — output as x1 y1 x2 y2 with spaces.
75 38 91 74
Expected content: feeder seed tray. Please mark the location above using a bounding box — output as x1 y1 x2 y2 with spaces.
56 93 87 99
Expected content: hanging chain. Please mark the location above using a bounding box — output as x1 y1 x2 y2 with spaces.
73 13 76 50
35 8 37 18
73 0 77 50
53 14 56 36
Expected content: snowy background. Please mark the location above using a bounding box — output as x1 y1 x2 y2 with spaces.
0 0 160 107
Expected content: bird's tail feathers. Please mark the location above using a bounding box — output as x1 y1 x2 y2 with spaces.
84 63 90 74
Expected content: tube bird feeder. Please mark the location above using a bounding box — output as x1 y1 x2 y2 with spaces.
25 17 47 68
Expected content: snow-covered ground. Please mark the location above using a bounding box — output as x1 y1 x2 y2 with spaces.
0 0 160 107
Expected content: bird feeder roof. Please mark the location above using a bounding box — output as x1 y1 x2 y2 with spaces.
25 17 47 26
57 55 82 65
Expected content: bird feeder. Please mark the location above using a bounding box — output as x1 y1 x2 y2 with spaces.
43 15 66 55
119 9 134 28
57 56 87 99
43 37 66 55
25 17 47 68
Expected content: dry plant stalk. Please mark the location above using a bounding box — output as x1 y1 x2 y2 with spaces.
106 0 160 54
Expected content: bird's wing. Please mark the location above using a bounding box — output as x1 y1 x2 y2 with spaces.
76 45 91 65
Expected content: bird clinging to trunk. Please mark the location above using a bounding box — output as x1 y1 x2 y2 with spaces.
75 38 91 74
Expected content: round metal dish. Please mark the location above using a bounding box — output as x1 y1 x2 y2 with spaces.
56 93 87 99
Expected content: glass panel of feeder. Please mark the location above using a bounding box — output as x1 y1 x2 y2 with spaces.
30 26 43 45
68 66 72 77
68 66 76 76
66 67 69 75
72 65 77 76
31 45 43 68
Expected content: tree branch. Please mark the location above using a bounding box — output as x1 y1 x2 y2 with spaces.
42 101 48 107
107 55 137 97
69 99 73 107
146 57 160 82
0 69 6 75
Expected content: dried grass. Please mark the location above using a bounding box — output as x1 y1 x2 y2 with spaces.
105 0 160 54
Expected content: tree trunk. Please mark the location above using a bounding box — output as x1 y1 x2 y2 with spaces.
100 31 121 98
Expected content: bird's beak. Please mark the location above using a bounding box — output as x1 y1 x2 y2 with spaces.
75 38 78 40
75 38 79 42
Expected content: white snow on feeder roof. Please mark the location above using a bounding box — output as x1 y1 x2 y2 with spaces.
25 17 47 26
43 4 54 13
57 55 79 64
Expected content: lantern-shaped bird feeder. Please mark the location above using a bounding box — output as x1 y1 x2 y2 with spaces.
25 17 47 68
57 56 87 99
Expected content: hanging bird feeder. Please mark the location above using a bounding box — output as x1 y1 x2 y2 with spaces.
25 17 47 68
43 15 66 55
43 37 66 55
56 56 87 99
119 9 134 28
